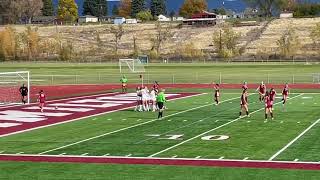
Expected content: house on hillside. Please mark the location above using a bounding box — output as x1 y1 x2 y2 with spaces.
172 16 184 21
126 18 138 24
280 12 293 18
158 15 170 22
78 15 98 23
32 16 57 24
183 11 217 26
114 17 126 25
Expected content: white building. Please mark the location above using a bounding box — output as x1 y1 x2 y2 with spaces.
78 15 98 23
280 12 293 18
126 18 138 24
114 17 126 25
158 14 170 22
172 17 184 21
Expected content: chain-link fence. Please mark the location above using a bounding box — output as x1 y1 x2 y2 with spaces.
30 72 320 85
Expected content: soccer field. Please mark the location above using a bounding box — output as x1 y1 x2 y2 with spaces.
0 89 320 179
1 63 320 179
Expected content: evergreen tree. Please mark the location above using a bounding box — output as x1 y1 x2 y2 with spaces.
42 0 54 16
131 0 146 18
57 0 78 22
83 0 107 18
112 5 119 16
150 0 166 17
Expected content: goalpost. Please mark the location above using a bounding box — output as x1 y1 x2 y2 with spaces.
0 71 30 105
119 58 146 73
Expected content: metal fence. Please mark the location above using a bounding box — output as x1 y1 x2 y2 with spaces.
30 73 320 85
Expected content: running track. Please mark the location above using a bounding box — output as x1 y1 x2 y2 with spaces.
0 154 319 170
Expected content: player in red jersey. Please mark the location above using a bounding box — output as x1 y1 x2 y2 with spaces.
256 81 266 102
242 82 248 91
153 81 160 94
213 83 220 105
38 90 46 113
282 83 289 105
264 91 274 120
239 89 250 118
269 88 277 110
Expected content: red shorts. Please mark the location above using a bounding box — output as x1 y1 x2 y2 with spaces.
39 102 45 107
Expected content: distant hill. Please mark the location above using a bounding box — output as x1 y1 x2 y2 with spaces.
52 0 247 16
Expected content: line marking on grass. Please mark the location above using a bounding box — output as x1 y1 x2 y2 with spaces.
137 119 142 121
0 151 4 154
37 93 215 155
59 153 66 155
219 156 224 159
135 103 242 145
103 154 110 156
294 159 299 162
107 119 112 121
269 117 320 161
243 157 249 160
280 121 284 124
195 156 201 159
0 93 201 138
81 153 88 156
149 94 303 158
126 154 132 157
171 155 177 158
16 152 24 154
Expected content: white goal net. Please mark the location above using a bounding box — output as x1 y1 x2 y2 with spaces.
0 71 30 105
119 58 145 73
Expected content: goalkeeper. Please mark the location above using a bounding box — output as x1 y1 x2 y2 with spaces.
120 75 128 93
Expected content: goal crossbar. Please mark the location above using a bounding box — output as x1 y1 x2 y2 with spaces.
0 71 30 104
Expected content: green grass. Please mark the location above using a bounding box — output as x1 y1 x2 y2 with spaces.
1 62 320 84
1 162 320 180
1 92 318 162
1 62 320 179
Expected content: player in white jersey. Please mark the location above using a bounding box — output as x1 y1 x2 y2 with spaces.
134 86 143 112
142 86 150 111
149 88 157 112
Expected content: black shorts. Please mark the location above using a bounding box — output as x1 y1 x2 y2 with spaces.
157 102 164 109
21 93 27 96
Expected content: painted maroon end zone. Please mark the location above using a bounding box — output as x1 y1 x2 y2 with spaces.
0 155 319 171
0 92 198 137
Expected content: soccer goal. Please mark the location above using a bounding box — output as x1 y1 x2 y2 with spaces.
119 58 145 73
0 71 30 105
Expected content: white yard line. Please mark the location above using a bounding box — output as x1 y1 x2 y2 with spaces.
1 93 204 138
269 117 320 161
149 94 303 157
134 104 242 144
38 93 220 155
2 153 320 164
